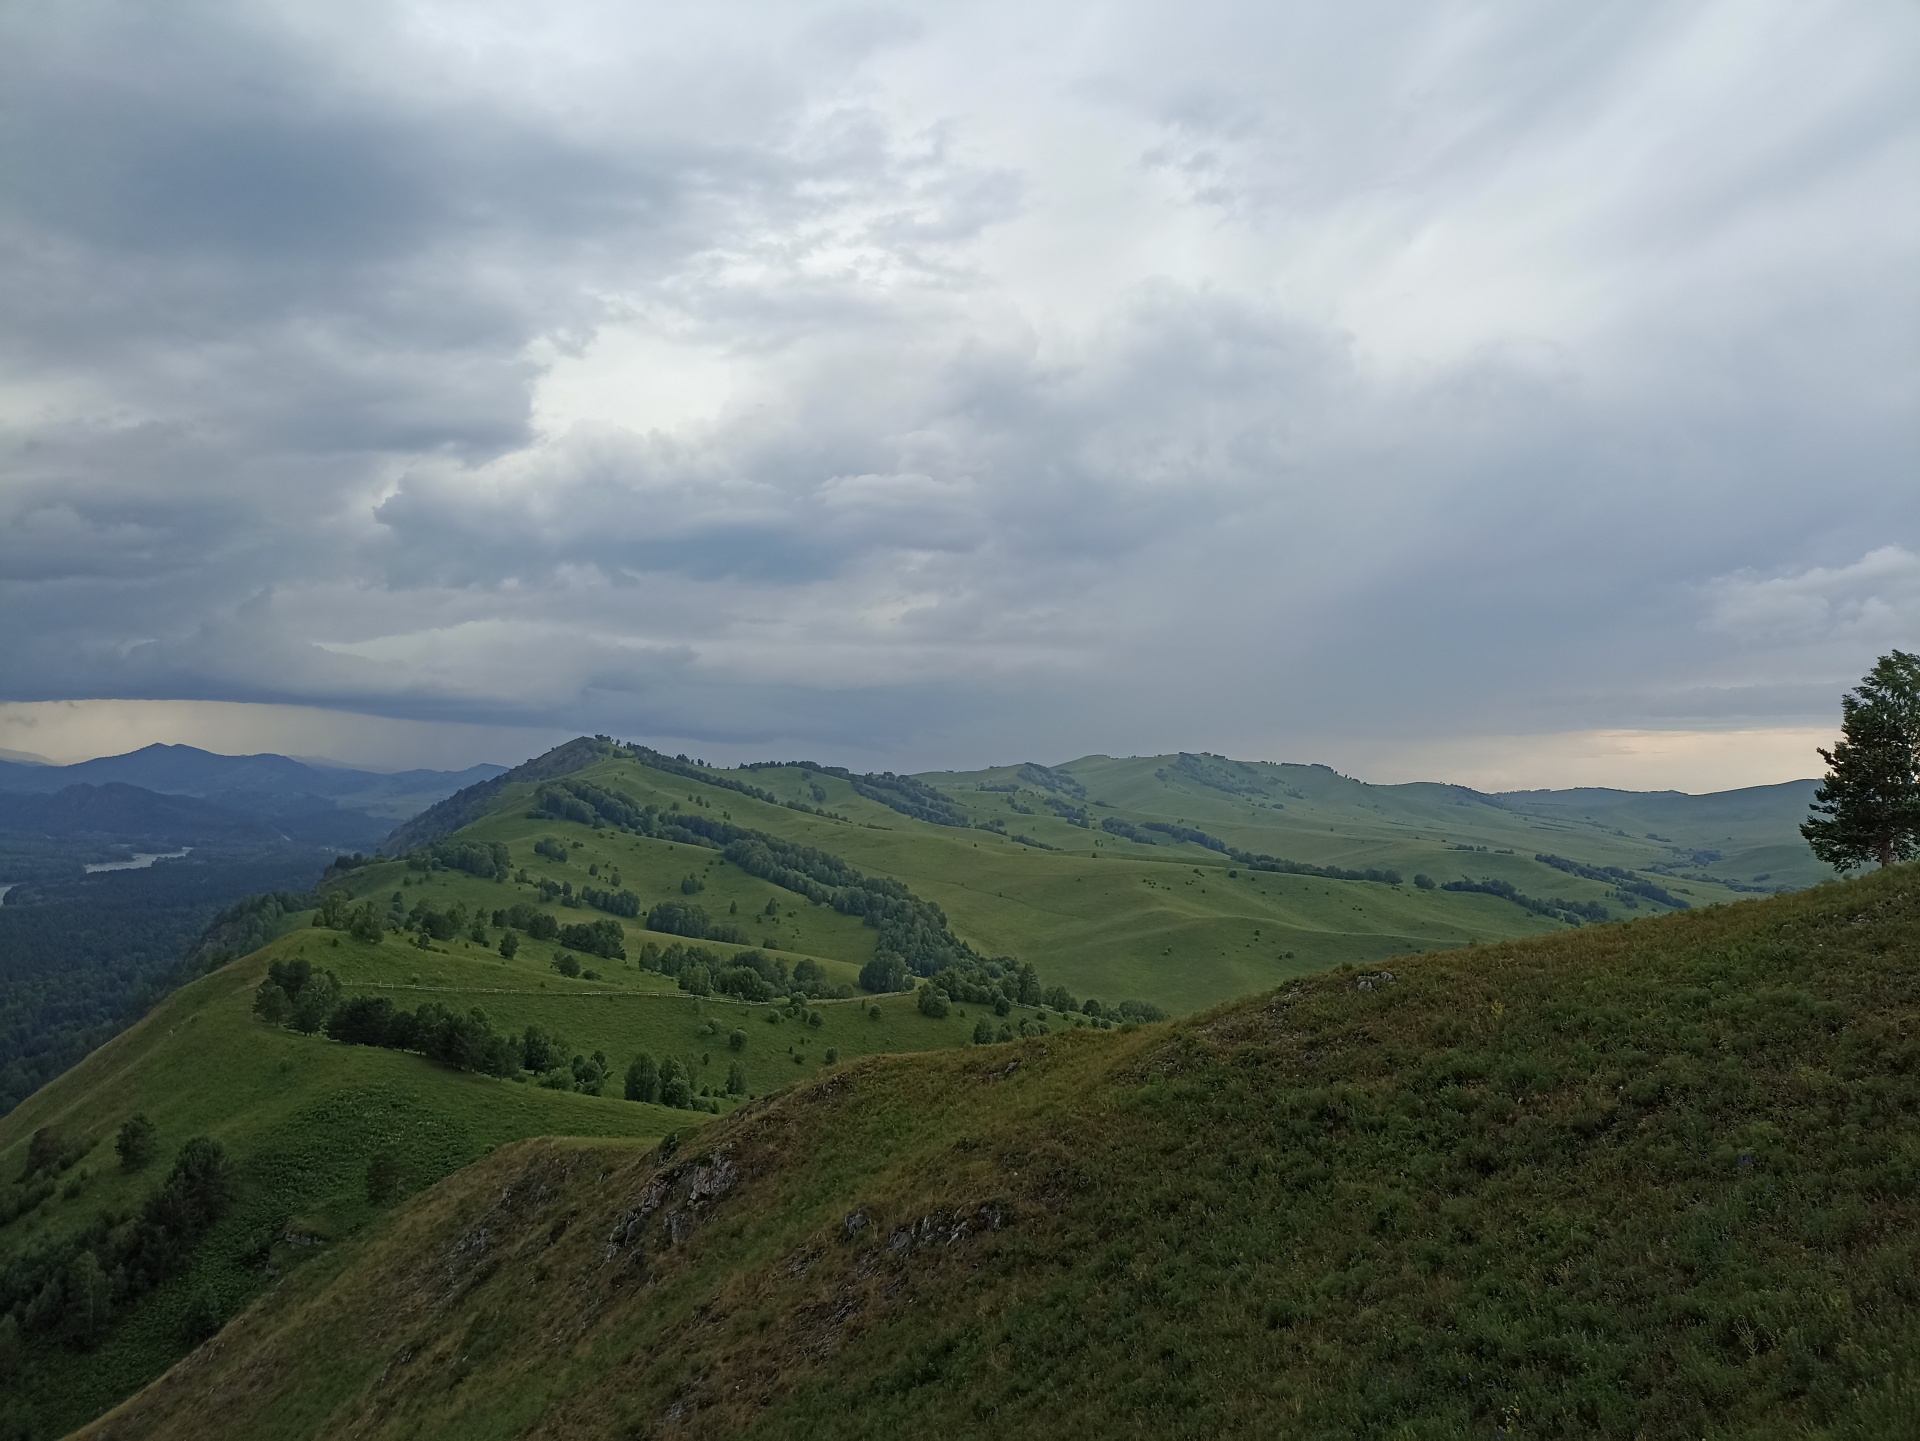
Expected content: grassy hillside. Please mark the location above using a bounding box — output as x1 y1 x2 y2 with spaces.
0 926 691 1438
0 754 997 1437
0 908 983 1438
348 741 1825 1018
84 863 1920 1440
0 737 1843 1436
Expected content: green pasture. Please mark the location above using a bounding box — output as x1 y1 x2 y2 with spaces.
355 747 1811 1017
85 862 1920 1441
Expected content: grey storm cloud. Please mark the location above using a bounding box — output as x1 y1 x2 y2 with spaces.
0 0 1914 770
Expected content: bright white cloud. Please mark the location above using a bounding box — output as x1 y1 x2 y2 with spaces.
1704 546 1920 644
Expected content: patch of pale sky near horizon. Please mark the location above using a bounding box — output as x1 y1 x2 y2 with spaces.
0 701 567 774
1319 727 1833 795
0 698 1832 794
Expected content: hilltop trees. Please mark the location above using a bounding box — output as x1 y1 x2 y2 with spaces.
1803 650 1920 871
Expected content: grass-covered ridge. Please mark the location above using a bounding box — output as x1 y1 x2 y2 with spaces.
87 865 1920 1440
349 740 1828 1021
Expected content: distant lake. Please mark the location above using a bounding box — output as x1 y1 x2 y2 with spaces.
84 847 192 874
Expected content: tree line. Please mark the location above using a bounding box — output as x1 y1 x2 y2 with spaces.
527 778 1023 1000
1533 854 1688 910
249 958 719 1112
1097 816 1405 884
1441 877 1610 925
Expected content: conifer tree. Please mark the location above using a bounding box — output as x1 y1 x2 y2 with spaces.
1802 650 1920 871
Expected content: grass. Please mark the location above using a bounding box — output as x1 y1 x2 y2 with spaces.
0 740 1844 1436
335 746 1823 1020
0 870 988 1437
0 937 689 1437
79 863 1920 1440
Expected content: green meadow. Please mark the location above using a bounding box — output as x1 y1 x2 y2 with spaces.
82 861 1920 1440
0 739 1844 1436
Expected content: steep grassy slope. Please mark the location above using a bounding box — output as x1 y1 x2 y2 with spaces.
0 929 691 1438
0 815 982 1436
89 866 1920 1440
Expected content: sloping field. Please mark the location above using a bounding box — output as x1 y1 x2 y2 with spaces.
86 864 1920 1440
360 742 1815 1018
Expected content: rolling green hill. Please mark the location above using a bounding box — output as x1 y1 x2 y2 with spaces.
78 862 1920 1440
359 740 1831 1019
0 737 1843 1436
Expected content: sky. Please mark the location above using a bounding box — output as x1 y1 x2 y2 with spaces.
1 1 1914 788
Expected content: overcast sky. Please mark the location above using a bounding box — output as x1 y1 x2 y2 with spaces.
1 1 1914 786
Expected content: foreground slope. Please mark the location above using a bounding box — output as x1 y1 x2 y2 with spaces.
0 926 689 1436
90 867 1920 1440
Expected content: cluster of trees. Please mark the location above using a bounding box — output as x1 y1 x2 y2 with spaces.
623 1051 735 1108
406 839 511 882
1143 821 1228 851
519 1027 609 1093
527 778 1018 993
643 900 749 946
1043 795 1091 827
402 898 469 942
0 1126 237 1353
1016 762 1087 799
312 888 383 942
1230 850 1402 885
251 958 342 1032
183 888 314 973
1534 854 1689 910
577 884 640 917
918 974 1164 1033
492 902 559 941
1170 751 1273 799
1098 816 1404 885
252 951 730 1115
740 758 968 826
532 837 570 864
624 745 841 819
1803 650 1920 871
1442 877 1610 925
842 770 969 826
256 962 598 1087
631 941 850 1004
556 918 626 960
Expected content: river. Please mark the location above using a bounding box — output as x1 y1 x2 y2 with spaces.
84 847 193 873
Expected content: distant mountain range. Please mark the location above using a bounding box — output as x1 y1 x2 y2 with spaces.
0 744 508 850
